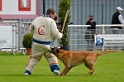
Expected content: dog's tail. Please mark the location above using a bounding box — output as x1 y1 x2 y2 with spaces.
96 50 115 56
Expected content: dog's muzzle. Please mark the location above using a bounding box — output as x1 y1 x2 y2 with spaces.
50 47 60 55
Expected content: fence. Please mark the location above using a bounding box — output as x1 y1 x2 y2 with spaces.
0 23 124 54
0 20 32 54
68 24 124 51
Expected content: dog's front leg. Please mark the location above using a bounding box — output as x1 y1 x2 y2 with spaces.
60 67 71 76
60 58 71 76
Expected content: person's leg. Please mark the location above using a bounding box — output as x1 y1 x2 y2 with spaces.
44 51 60 75
111 28 120 34
86 40 90 51
89 40 94 51
24 44 44 75
88 32 94 51
120 29 124 50
111 28 120 50
121 28 124 34
25 55 42 75
87 38 94 51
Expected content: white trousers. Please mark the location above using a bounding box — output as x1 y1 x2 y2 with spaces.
26 43 58 73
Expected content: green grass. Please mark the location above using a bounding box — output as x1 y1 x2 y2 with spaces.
0 51 124 82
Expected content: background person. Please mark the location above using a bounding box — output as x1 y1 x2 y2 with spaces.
84 15 96 51
111 6 124 34
111 6 124 50
24 8 63 75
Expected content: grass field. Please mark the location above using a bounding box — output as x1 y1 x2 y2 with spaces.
0 51 124 82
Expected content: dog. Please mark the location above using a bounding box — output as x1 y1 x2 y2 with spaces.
51 47 115 76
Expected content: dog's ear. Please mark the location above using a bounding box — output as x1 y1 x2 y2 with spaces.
60 46 63 49
50 47 60 54
54 47 60 54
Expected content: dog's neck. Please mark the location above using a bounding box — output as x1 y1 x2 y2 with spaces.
56 49 69 58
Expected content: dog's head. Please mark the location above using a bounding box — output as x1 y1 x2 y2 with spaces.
51 47 61 55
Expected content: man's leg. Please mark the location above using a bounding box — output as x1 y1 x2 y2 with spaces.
120 29 124 51
111 28 120 34
44 52 60 75
86 40 90 51
87 40 94 51
89 40 94 51
24 55 42 75
111 28 120 50
24 44 43 75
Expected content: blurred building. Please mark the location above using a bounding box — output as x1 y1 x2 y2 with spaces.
43 0 124 24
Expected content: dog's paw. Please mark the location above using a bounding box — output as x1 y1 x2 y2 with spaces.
88 72 93 75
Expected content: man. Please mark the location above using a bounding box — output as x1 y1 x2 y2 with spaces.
84 15 96 51
24 8 63 75
111 6 124 34
111 7 124 50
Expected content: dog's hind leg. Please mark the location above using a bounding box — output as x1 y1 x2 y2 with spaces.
84 62 95 75
85 56 96 75
88 64 95 75
84 61 94 74
84 61 91 70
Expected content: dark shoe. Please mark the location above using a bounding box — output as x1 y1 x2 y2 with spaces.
53 70 60 75
24 70 31 75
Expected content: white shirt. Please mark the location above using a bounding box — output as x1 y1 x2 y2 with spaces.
118 14 124 24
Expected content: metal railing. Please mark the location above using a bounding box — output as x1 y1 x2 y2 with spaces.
0 23 124 54
0 20 32 54
68 24 124 51
68 24 124 34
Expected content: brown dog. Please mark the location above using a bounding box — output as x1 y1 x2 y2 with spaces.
51 47 115 76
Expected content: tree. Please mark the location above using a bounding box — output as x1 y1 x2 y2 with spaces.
58 0 71 50
22 32 33 55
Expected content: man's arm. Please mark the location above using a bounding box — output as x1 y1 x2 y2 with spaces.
118 15 124 24
50 20 63 39
90 21 96 27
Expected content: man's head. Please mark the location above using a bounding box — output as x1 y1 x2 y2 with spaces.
116 7 123 13
88 15 93 21
46 8 57 19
